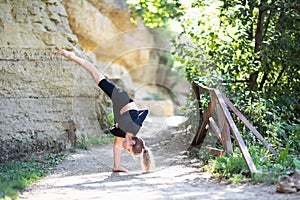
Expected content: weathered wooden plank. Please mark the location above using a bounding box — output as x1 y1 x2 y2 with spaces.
223 94 276 154
215 102 224 129
209 117 224 146
191 97 216 146
191 83 202 145
203 147 224 157
222 121 232 154
192 82 200 104
192 82 203 119
216 102 233 154
215 90 258 174
193 81 214 93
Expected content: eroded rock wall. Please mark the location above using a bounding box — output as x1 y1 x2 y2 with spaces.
62 0 157 83
0 0 108 162
0 0 187 163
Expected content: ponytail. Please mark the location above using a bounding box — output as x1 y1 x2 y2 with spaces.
132 136 155 172
142 147 152 172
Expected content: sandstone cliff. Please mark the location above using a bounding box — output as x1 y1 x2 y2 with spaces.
0 0 108 162
62 0 156 84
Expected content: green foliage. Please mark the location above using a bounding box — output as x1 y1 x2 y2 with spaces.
251 156 300 184
126 0 184 28
131 0 300 183
173 0 300 182
293 158 300 170
181 95 201 133
251 172 278 184
205 153 248 178
177 0 300 101
76 134 114 150
172 41 223 88
278 146 291 166
228 174 244 184
0 154 65 199
107 112 114 126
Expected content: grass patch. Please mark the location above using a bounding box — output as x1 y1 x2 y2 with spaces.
0 154 65 199
76 133 115 150
192 147 300 185
250 171 279 184
0 133 114 199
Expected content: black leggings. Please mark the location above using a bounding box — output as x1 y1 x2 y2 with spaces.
98 78 131 138
98 78 115 99
98 79 133 102
98 78 148 137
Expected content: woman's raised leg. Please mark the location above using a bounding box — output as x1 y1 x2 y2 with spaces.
55 49 104 84
56 49 128 172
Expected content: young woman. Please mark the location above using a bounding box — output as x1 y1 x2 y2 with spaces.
56 49 152 172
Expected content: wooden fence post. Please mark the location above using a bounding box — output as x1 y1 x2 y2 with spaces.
223 95 276 154
191 97 216 146
209 117 223 146
189 82 277 175
215 89 257 174
215 100 233 154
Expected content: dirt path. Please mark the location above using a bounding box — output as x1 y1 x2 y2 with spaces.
20 116 298 200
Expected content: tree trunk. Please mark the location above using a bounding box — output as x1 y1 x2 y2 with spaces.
249 0 267 90
259 72 268 90
254 0 267 53
273 64 287 88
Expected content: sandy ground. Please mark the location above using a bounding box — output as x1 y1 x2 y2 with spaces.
20 116 299 200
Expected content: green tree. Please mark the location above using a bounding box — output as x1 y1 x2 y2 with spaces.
221 0 300 93
126 0 300 174
180 0 300 94
126 0 184 28
177 0 300 172
178 0 299 118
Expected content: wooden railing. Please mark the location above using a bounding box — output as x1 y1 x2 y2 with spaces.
190 81 276 174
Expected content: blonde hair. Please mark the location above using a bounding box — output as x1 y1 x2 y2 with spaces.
132 136 154 172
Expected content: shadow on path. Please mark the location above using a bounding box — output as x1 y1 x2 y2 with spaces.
20 116 298 200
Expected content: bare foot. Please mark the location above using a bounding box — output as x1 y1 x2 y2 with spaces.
55 49 74 59
112 167 128 173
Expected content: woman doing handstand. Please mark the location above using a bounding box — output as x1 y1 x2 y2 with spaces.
56 49 152 172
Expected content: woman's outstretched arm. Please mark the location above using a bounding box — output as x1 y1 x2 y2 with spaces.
56 49 104 84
